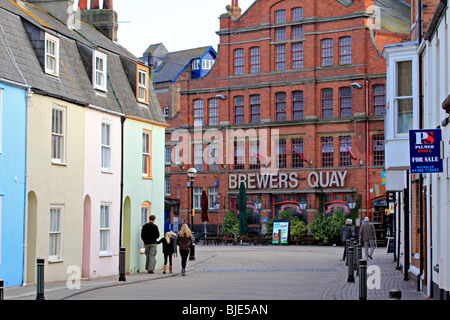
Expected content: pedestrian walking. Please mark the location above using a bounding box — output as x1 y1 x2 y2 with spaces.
157 232 175 274
141 215 160 274
341 219 355 261
359 217 376 260
177 224 193 276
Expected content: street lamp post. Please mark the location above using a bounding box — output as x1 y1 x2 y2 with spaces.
187 168 197 261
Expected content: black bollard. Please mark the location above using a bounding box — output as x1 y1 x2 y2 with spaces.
234 229 237 245
356 244 362 276
359 259 367 300
347 246 355 282
36 258 45 300
189 235 196 260
278 230 282 246
389 289 402 300
0 279 4 300
119 247 126 282
345 240 350 266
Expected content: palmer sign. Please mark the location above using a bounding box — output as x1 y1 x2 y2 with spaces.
229 171 348 190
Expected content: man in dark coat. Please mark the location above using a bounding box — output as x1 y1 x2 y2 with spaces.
359 217 376 260
141 215 160 273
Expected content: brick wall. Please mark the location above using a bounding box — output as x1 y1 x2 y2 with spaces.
161 0 409 232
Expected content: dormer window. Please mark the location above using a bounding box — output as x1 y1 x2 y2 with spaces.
45 33 59 76
94 51 107 91
137 66 149 104
192 59 200 70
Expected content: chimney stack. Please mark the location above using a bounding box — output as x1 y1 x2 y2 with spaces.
27 0 75 26
79 0 119 42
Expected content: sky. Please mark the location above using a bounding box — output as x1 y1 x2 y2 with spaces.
76 0 256 57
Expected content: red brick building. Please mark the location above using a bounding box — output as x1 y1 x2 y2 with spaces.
161 0 410 235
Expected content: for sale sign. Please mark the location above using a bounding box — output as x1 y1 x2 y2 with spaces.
409 129 443 173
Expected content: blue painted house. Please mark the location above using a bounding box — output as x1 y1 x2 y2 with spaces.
0 78 28 287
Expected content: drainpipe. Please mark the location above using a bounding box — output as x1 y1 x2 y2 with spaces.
417 0 424 293
22 87 33 286
365 80 370 219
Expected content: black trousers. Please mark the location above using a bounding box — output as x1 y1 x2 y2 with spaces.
180 249 190 269
164 253 173 266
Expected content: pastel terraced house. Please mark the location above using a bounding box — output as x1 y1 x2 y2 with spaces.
0 45 29 287
0 0 166 285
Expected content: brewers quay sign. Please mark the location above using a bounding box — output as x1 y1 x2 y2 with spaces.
229 171 348 190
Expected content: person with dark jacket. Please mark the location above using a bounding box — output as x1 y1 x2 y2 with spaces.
177 224 193 276
341 219 355 261
360 217 376 260
157 232 175 274
141 215 159 273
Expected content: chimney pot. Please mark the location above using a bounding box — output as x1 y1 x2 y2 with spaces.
91 0 99 9
103 0 114 10
78 0 87 10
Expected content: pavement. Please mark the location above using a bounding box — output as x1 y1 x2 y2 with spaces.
1 244 429 301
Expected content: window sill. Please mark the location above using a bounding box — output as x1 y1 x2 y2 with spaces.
48 259 64 264
101 169 114 175
100 253 112 258
52 161 67 167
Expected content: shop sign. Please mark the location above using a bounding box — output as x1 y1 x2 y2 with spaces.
409 129 443 173
307 171 348 188
229 172 299 190
229 171 348 190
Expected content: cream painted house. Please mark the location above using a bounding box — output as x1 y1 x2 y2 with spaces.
26 94 85 283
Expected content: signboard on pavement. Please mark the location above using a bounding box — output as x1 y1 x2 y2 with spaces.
272 220 290 245
409 129 443 173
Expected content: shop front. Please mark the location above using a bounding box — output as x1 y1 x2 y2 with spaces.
227 170 359 233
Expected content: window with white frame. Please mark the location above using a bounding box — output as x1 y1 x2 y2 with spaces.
94 51 107 91
202 60 214 70
101 121 112 172
49 205 63 261
100 204 111 255
51 106 66 164
193 187 202 210
45 33 59 76
165 177 171 196
142 130 152 178
192 59 200 70
137 67 149 104
165 145 171 165
174 144 180 165
164 107 169 117
208 187 219 210
395 60 413 134
141 202 151 249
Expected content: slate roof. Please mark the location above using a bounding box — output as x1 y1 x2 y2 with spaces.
149 46 214 84
0 0 166 124
375 0 411 34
